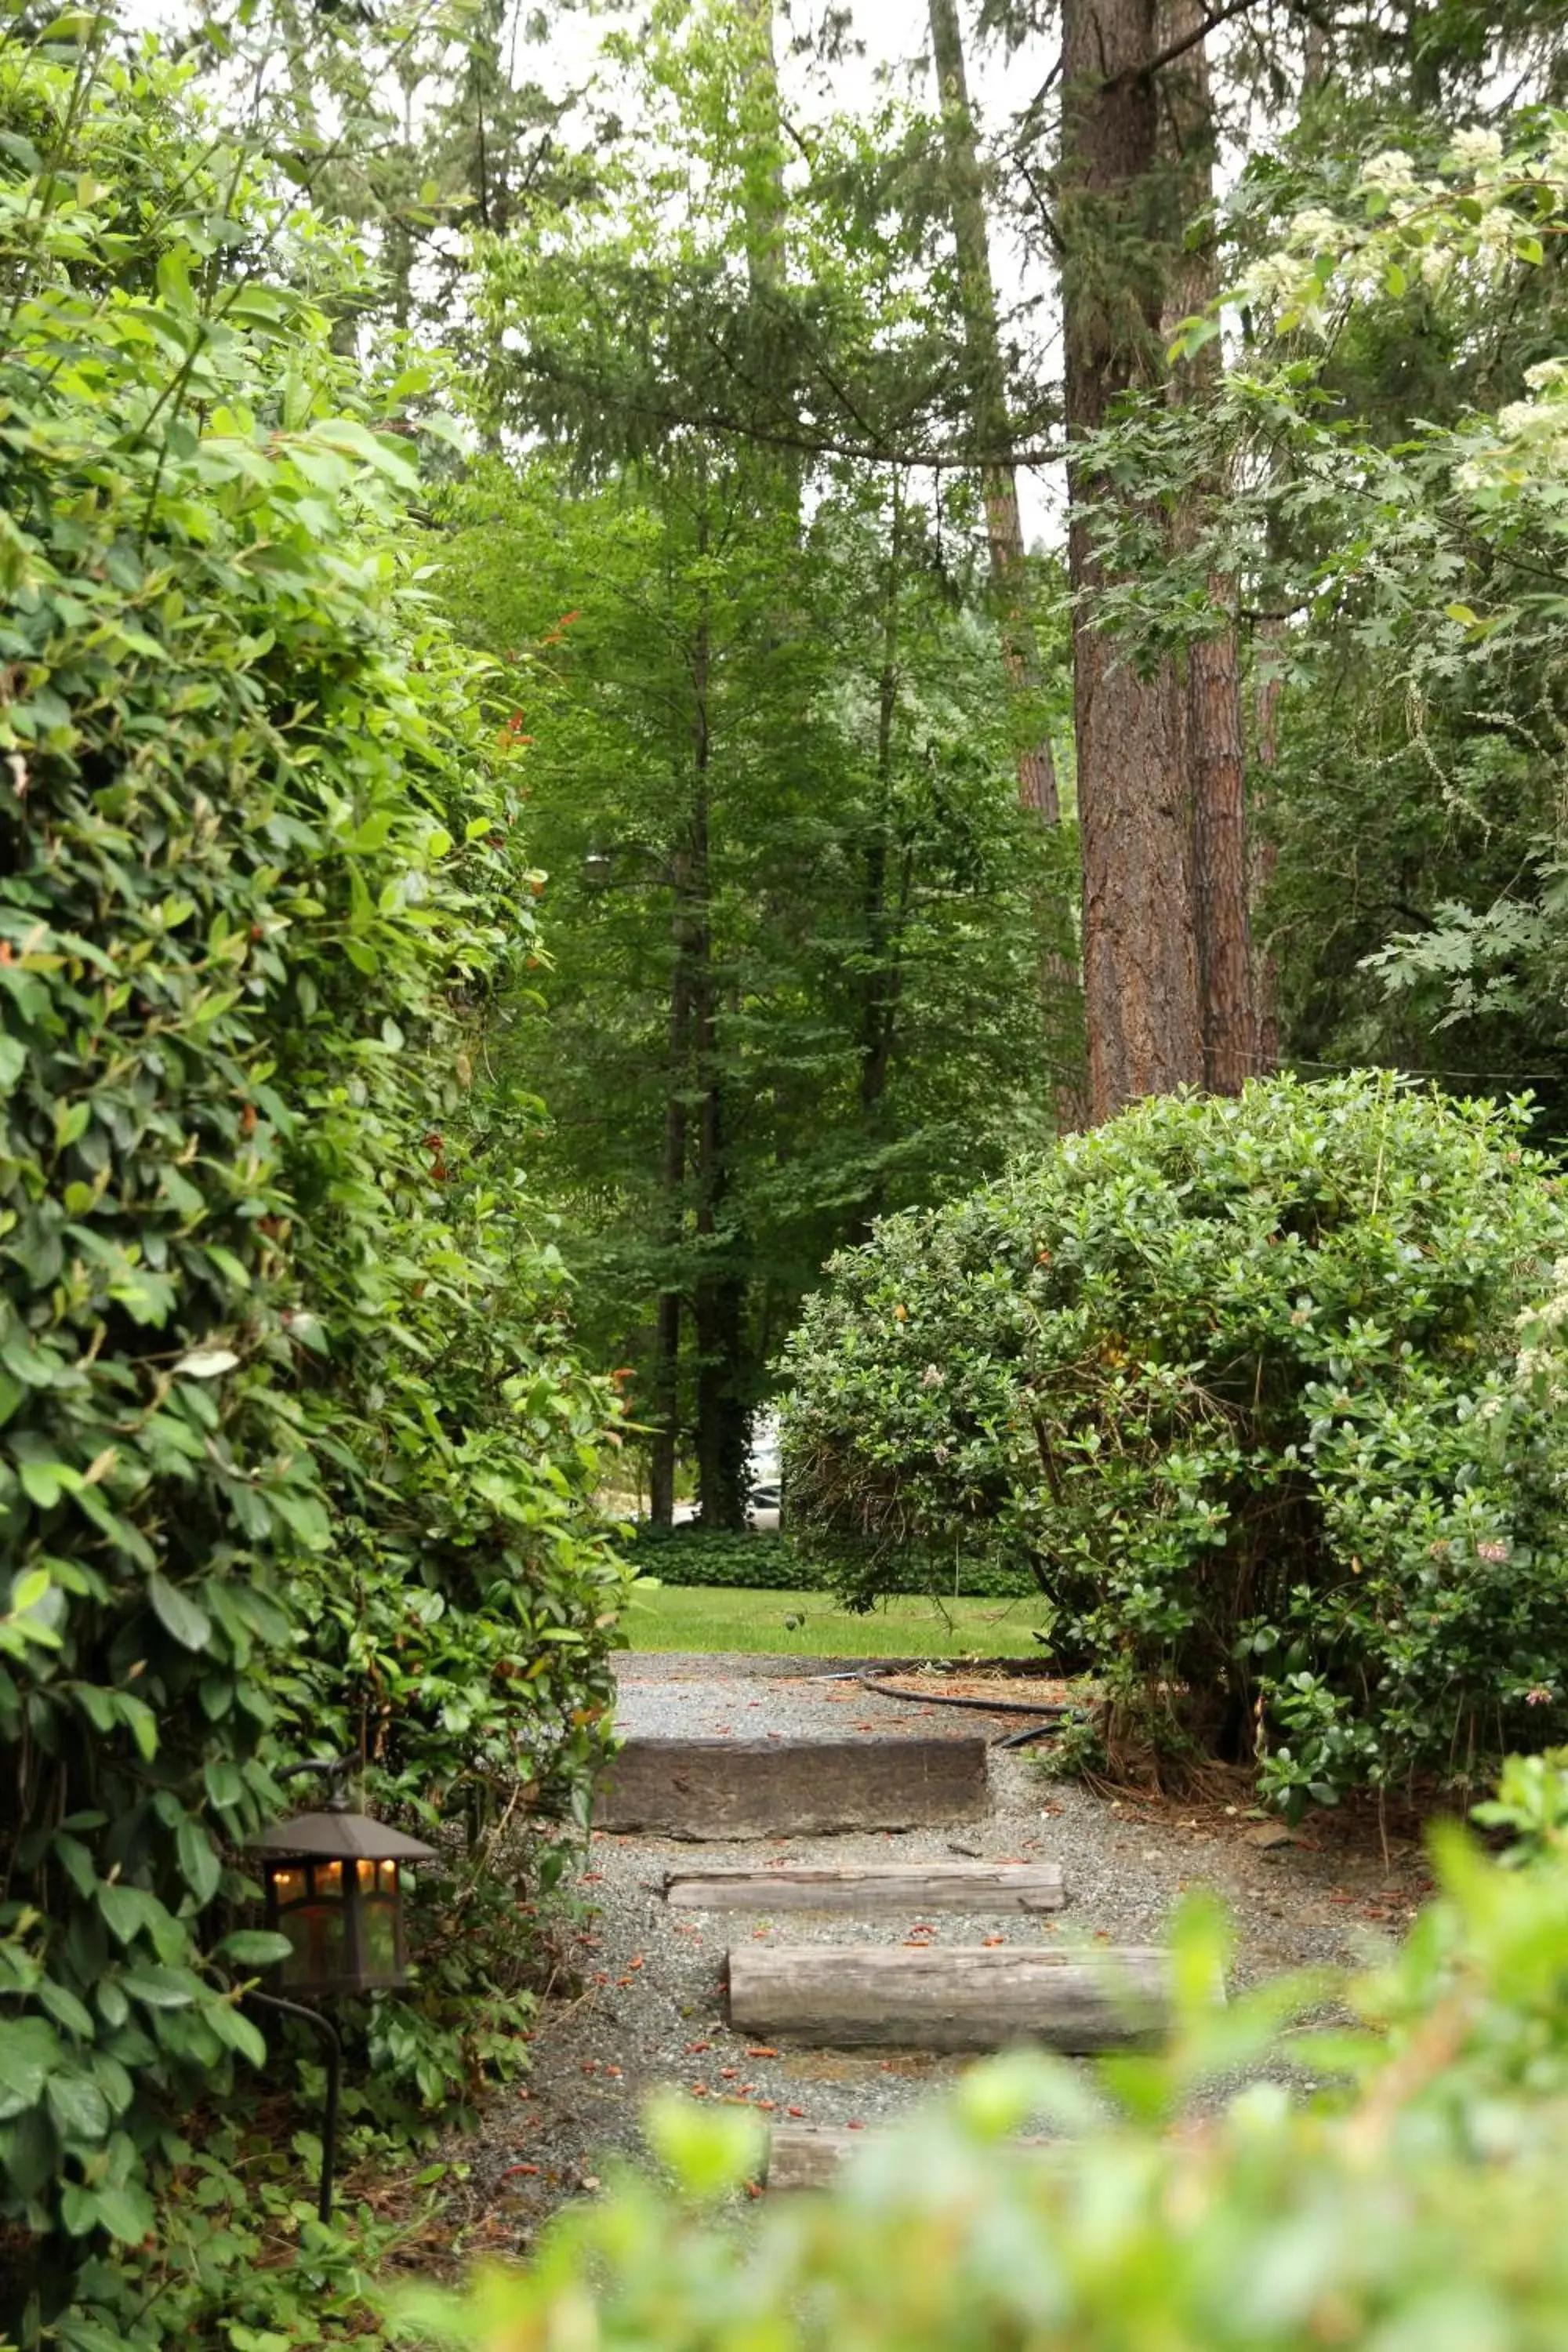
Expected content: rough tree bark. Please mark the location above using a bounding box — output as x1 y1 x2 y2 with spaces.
1251 619 1283 1072
1060 0 1203 1123
1160 0 1253 1094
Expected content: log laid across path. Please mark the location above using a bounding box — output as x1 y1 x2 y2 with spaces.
593 1735 988 1838
727 1942 1180 2053
662 1860 1065 1911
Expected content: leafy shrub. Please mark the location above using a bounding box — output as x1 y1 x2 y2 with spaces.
625 1525 819 1590
780 1074 1568 1808
0 40 626 2343
412 1796 1568 2352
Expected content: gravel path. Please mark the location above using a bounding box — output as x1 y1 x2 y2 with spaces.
452 1654 1432 2254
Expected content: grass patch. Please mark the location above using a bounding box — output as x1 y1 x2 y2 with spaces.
622 1584 1054 1659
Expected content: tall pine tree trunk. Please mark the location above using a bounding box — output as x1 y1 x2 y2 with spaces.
1060 0 1203 1123
1251 620 1284 1073
1160 0 1253 1094
928 0 1088 1126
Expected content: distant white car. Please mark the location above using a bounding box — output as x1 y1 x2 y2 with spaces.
746 1480 781 1533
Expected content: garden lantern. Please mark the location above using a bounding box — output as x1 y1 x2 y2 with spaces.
254 1766 437 2000
245 1762 439 2223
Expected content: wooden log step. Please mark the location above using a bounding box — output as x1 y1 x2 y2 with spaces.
762 2122 1058 2191
593 1737 988 1839
728 1943 1185 2053
664 1860 1064 1912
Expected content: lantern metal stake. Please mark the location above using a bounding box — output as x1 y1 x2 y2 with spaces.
243 1990 342 2223
247 1758 437 2223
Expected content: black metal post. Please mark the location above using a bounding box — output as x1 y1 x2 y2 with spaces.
245 1990 343 2223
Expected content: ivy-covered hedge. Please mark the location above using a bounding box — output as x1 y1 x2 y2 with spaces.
780 1075 1568 1809
0 39 627 2343
415 1757 1568 2352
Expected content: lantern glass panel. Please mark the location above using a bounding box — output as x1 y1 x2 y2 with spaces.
356 1859 376 1892
363 1899 398 1978
274 1861 347 1990
378 1860 398 1896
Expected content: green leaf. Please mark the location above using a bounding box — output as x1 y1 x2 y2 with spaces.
177 1819 221 1908
94 2180 157 2244
19 1457 77 1510
205 2001 267 2065
148 1573 212 1652
216 1930 293 1967
119 1966 197 2011
204 1759 246 1813
0 2018 60 2119
0 2106 58 2198
38 1978 95 2038
45 2070 110 2144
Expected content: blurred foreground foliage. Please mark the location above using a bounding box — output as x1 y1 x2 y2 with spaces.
417 1755 1568 2352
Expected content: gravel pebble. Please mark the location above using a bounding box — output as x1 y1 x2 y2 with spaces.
454 1653 1431 2249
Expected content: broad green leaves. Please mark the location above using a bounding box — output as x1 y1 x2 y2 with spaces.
0 34 629 2343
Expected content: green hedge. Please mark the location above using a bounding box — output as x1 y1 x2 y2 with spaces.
0 42 626 2346
625 1523 1036 1599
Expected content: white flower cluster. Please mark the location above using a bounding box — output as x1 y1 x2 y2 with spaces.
1459 356 1568 490
1448 128 1504 169
1290 206 1345 252
1517 1255 1568 1403
1362 149 1419 192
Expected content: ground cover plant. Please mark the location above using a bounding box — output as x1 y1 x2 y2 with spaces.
413 1755 1568 2352
782 1074 1568 1811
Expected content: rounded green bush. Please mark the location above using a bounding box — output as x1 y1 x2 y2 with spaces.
780 1074 1568 1809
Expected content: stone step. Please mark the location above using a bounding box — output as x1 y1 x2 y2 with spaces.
593 1736 988 1839
728 1942 1189 2053
662 1860 1064 1911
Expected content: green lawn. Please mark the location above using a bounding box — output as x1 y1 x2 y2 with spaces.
621 1583 1054 1659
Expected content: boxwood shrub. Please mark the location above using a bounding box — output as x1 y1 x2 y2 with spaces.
779 1074 1568 1810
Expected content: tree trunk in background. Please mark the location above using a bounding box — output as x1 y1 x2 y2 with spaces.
687 577 749 1532
1160 0 1253 1094
649 850 696 1530
737 0 786 295
1060 0 1203 1123
858 476 907 1174
928 0 1089 1127
1251 619 1284 1072
928 0 1060 826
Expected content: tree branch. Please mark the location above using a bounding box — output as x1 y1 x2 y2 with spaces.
1107 0 1269 89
